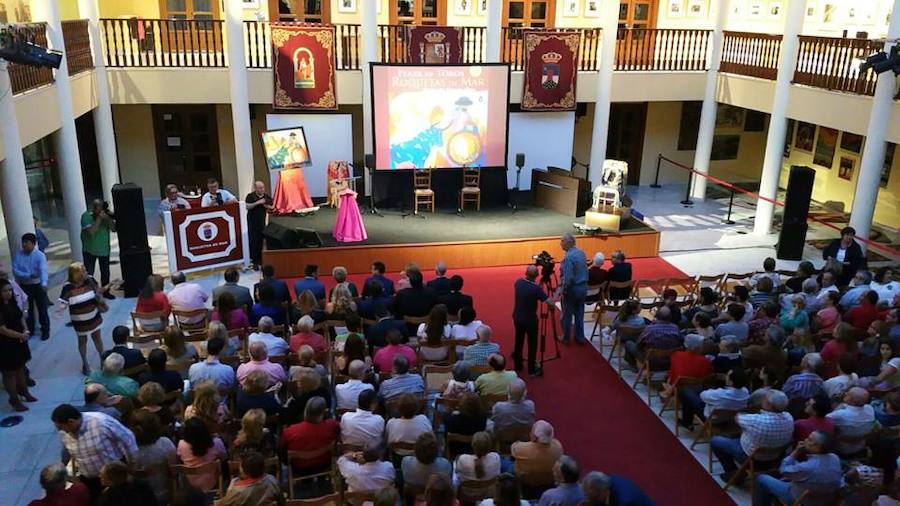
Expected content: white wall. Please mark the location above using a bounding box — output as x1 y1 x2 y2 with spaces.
265 114 355 198
507 111 576 190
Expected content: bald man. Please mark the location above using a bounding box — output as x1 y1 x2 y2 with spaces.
826 386 875 455
513 264 551 376
245 180 273 269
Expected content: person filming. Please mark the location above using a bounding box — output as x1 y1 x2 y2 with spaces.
513 265 555 377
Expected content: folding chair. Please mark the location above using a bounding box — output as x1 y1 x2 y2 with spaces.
656 376 706 436
689 408 741 472
433 395 462 432
663 277 699 304
131 310 169 342
417 343 454 367
423 364 455 393
287 446 338 499
227 456 281 483
458 477 498 505
724 443 792 497
589 298 628 349
285 493 341 506
605 280 636 302
633 278 667 304
721 272 754 295
494 423 532 456
445 432 474 460
610 325 643 377
172 308 210 333
170 460 225 500
694 274 725 303
632 347 680 404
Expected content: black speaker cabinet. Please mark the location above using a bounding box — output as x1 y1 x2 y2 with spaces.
263 222 299 249
296 228 323 248
777 166 815 260
111 183 150 253
120 250 152 297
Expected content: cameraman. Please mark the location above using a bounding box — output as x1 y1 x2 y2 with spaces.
80 198 116 299
513 264 554 376
557 233 587 345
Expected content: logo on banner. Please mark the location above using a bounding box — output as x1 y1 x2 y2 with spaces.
541 52 562 89
197 222 219 241
293 47 316 89
422 31 449 64
178 211 238 263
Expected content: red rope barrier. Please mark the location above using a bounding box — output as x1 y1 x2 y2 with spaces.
658 155 900 257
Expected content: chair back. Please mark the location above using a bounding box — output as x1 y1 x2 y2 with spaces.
458 477 498 504
423 364 455 392
285 493 341 506
664 277 699 303
227 456 281 482
643 347 680 371
695 274 725 297
463 167 480 187
633 278 667 303
173 308 210 331
170 460 224 496
131 310 169 337
604 280 635 301
494 423 532 454
122 363 149 377
388 440 418 457
445 432 473 459
418 343 454 366
414 170 432 189
751 443 791 462
721 272 754 293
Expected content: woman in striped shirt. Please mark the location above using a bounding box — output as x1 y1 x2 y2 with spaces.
56 262 106 375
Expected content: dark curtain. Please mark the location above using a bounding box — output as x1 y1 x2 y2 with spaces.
369 168 511 210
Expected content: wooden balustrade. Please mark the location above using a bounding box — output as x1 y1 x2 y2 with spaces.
793 35 881 96
100 18 226 67
377 25 408 63
501 26 601 71
244 20 270 68
720 31 782 80
615 28 710 71
7 23 54 95
461 26 486 63
61 19 94 75
335 24 361 70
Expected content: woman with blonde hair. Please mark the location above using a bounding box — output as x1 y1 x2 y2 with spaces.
160 326 198 378
136 381 176 429
236 370 280 418
56 262 106 375
284 367 332 424
289 344 327 380
184 380 230 430
205 320 237 357
455 431 501 487
294 289 324 324
233 408 276 459
325 284 356 319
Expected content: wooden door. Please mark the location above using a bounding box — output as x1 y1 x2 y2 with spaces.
152 105 221 195
160 0 220 51
616 0 658 66
606 103 647 186
503 0 556 63
269 0 331 23
390 0 447 25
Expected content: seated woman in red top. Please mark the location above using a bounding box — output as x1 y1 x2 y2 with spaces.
661 334 713 399
844 290 887 332
211 292 249 331
281 396 338 472
289 315 327 354
820 322 858 379
134 274 171 332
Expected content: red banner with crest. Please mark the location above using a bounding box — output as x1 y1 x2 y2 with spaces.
272 24 338 110
164 203 249 273
521 31 581 111
406 26 463 64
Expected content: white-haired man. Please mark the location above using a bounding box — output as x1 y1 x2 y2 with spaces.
237 340 287 387
31 463 91 505
511 420 564 493
492 378 536 432
248 316 290 356
427 260 451 295
85 353 139 398
336 359 375 410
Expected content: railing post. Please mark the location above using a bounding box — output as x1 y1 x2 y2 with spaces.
680 167 694 206
723 187 736 224
651 154 662 188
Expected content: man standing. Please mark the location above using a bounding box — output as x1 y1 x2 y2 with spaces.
157 184 191 218
513 265 550 376
80 199 115 299
14 233 50 339
245 181 273 269
557 233 588 345
201 177 237 207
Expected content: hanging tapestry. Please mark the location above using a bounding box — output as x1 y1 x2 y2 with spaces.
406 26 463 64
521 31 581 111
272 24 337 110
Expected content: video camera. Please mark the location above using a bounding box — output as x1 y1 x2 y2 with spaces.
532 250 555 281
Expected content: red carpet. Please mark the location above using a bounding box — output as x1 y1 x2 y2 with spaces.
293 258 734 506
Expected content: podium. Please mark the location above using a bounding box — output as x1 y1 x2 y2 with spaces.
532 168 589 217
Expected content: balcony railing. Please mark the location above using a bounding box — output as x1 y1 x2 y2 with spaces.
720 31 783 80
500 26 601 71
7 23 54 94
614 28 711 71
793 36 882 96
61 19 94 75
100 18 226 67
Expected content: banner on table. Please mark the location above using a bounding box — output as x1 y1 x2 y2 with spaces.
163 203 249 274
406 26 463 64
272 24 338 110
521 31 581 111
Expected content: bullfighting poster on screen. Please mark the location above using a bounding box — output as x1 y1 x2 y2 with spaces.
163 203 250 274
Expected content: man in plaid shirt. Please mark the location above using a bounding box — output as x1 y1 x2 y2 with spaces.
51 404 137 498
711 390 793 481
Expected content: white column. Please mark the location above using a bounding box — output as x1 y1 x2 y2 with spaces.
848 0 900 249
44 0 87 259
485 0 503 62
78 0 119 204
0 64 36 256
361 0 378 193
225 0 254 197
690 0 730 200
753 0 806 235
586 0 620 187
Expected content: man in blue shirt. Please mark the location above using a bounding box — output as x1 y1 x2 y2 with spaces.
539 455 585 506
293 264 326 302
754 430 842 506
582 471 655 506
557 233 588 345
187 337 236 391
13 233 50 339
839 271 872 311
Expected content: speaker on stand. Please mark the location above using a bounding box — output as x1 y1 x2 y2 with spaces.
111 183 153 297
510 152 526 213
776 166 816 260
364 154 384 217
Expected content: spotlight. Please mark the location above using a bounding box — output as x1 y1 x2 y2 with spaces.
0 26 63 69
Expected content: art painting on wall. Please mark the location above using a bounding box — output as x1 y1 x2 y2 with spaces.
715 104 744 129
838 156 854 181
813 127 839 168
840 132 863 154
455 0 472 16
687 0 706 18
794 121 815 152
563 0 580 17
711 135 741 161
668 0 684 18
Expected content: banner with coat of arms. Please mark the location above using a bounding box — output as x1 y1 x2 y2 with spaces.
271 24 338 110
521 31 581 111
406 26 463 64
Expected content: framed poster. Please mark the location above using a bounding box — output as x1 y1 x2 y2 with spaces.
882 143 896 188
840 132 863 154
805 4 815 18
731 0 745 17
749 1 763 18
838 156 854 180
584 0 600 17
784 119 795 158
455 0 472 16
477 0 487 15
795 121 815 152
261 127 313 170
716 104 744 128
163 203 249 274
562 0 580 17
338 0 357 13
813 126 838 168
711 135 741 161
744 110 767 132
678 101 702 151
822 2 837 23
668 0 685 18
769 1 781 16
687 0 706 17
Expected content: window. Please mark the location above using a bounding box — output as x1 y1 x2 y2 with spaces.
269 0 330 23
391 0 445 25
160 0 220 20
504 0 555 28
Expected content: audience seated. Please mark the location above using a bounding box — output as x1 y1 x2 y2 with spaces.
218 451 282 506
337 359 376 410
822 352 858 400
750 257 780 289
138 348 184 395
780 295 810 334
747 302 780 343
289 315 327 354
204 321 238 357
840 271 874 311
814 291 842 335
844 290 888 332
820 323 858 378
715 304 749 343
679 368 749 430
445 392 488 454
606 250 633 300
444 362 476 398
331 266 359 298
871 266 898 304
380 355 425 401
743 325 787 378
385 393 432 450
401 432 452 489
427 261 452 295
167 271 209 324
211 291 249 331
135 381 176 428
367 305 409 349
340 389 385 447
393 269 438 319
294 289 326 324
134 275 171 332
80 383 121 419
792 392 835 442
357 280 391 320
476 354 517 397
451 306 483 341
786 261 816 294
492 378 536 432
465 325 501 367
337 441 396 493
176 417 227 491
750 277 777 309
782 353 824 402
237 341 287 388
663 334 712 395
580 470 654 506
288 345 328 382
254 265 292 305
86 353 139 398
293 264 326 302
710 335 743 374
753 430 842 506
685 288 720 323
232 408 277 460
439 275 474 317
212 267 253 310
511 420 563 492
455 431 501 486
326 284 357 320
100 326 146 374
365 261 395 297
539 455 585 506
29 463 91 506
374 330 418 374
826 386 875 456
858 340 900 391
128 409 176 505
248 317 289 357
250 283 286 327
95 461 155 506
624 306 681 367
161 326 198 377
283 368 332 424
235 370 281 418
282 396 338 472
188 337 236 392
184 380 230 428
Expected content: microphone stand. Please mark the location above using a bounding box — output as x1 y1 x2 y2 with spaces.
360 163 384 217
510 163 525 214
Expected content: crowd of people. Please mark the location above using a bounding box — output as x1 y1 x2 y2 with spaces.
29 256 654 506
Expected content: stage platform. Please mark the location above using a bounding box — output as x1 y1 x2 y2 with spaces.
263 207 660 276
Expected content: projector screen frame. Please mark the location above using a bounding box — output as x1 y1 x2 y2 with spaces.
260 125 314 171
369 62 512 171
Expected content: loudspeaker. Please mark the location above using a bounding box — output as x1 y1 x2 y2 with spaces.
296 227 323 248
111 183 150 253
365 154 375 169
515 153 525 168
120 250 152 297
777 166 815 260
263 222 299 249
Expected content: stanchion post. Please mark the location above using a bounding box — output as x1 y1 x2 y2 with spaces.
650 154 662 188
723 186 736 224
680 167 694 206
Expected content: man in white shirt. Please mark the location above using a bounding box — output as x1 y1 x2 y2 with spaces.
248 317 290 357
826 387 875 455
816 271 840 301
167 271 209 325
340 389 385 447
336 360 375 410
336 442 395 493
201 177 237 207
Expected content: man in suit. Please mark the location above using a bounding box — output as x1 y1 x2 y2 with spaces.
100 326 146 376
364 261 394 297
607 249 633 300
254 265 291 304
426 261 451 295
212 267 253 309
293 264 326 302
438 275 474 317
366 304 408 349
393 269 437 319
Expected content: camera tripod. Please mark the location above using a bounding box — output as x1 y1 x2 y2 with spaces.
536 271 562 375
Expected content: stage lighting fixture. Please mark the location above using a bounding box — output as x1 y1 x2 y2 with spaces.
0 27 63 69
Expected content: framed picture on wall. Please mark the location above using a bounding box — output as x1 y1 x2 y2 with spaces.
716 104 744 129
882 143 896 188
795 121 815 152
840 132 863 154
748 1 764 18
768 1 782 17
584 0 600 17
477 0 487 15
813 127 839 168
562 0 580 17
338 0 357 13
805 5 815 18
455 0 472 15
744 110 767 132
687 0 706 18
678 101 703 151
838 156 854 181
242 0 259 8
711 135 741 161
822 2 837 23
731 0 746 18
668 1 685 18
784 119 795 158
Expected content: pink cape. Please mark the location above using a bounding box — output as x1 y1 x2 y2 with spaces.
332 189 368 242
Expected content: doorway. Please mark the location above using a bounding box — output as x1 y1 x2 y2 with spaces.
616 0 659 66
606 102 647 185
391 0 446 24
269 0 330 23
152 105 221 195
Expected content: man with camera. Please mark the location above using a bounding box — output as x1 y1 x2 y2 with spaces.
513 264 553 377
557 233 588 345
80 199 116 300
